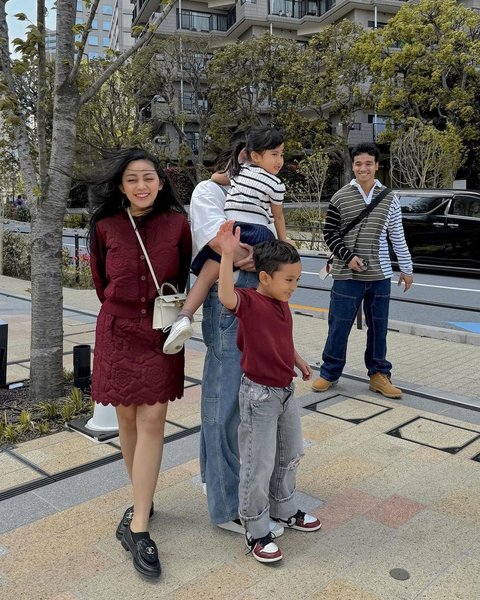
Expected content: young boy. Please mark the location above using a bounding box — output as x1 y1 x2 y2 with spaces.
217 220 321 564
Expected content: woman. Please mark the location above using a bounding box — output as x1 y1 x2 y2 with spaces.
88 147 192 579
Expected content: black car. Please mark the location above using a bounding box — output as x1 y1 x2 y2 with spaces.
392 189 480 275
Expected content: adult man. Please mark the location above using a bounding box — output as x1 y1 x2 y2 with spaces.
190 151 283 537
312 143 413 398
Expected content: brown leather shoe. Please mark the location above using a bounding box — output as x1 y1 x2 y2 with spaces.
311 377 337 393
369 373 402 399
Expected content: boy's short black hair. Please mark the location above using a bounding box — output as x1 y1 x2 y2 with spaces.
351 143 379 162
253 240 301 275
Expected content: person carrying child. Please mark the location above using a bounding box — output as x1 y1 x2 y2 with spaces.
215 220 321 563
163 125 290 354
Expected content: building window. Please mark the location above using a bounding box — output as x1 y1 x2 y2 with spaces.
103 20 111 31
88 35 99 45
182 91 208 113
103 4 113 15
76 1 83 10
91 19 98 29
350 123 361 130
103 37 110 47
367 21 388 29
88 51 99 59
185 132 200 154
368 115 392 140
177 9 229 33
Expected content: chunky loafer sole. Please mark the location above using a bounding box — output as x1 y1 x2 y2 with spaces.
121 526 161 579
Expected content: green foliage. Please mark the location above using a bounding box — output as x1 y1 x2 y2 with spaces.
37 421 51 435
69 387 85 413
63 368 74 384
64 213 88 229
2 424 18 443
2 231 31 279
388 120 464 188
207 35 307 152
37 401 58 420
1 232 92 288
366 0 480 144
61 401 75 422
18 409 33 427
4 202 31 222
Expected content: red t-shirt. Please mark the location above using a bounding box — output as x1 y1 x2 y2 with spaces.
234 288 296 388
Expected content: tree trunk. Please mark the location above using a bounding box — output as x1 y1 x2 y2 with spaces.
29 0 79 401
341 123 352 186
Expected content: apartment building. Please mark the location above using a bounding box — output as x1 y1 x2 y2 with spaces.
131 0 480 155
76 0 135 58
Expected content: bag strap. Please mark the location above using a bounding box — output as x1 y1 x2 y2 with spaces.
339 186 391 238
126 208 161 294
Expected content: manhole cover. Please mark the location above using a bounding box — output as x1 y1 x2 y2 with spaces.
390 568 410 581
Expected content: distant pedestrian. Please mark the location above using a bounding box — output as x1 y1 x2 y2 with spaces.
163 125 290 355
217 221 321 563
88 147 192 579
312 143 413 398
14 194 25 207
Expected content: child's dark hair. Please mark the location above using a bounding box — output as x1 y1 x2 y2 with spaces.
229 126 284 177
351 143 379 162
253 240 300 275
87 147 184 243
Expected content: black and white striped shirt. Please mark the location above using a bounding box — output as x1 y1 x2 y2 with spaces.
224 163 285 225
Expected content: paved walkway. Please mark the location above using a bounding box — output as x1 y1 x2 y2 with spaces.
0 275 479 599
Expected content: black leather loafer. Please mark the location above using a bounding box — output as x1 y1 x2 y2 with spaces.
116 503 154 540
121 525 161 579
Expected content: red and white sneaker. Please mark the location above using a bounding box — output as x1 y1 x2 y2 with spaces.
273 509 322 532
245 532 283 563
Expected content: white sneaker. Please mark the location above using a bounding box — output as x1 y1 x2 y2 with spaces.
217 518 284 537
163 316 193 354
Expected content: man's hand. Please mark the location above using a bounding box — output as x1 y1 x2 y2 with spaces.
398 273 413 292
294 352 312 381
348 256 364 272
217 220 241 255
234 243 256 272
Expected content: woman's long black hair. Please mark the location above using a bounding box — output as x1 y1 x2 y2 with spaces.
87 147 185 243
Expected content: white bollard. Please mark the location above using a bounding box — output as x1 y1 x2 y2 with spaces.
86 402 118 432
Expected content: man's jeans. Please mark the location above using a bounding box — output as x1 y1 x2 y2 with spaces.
320 278 393 382
238 376 303 540
200 270 259 525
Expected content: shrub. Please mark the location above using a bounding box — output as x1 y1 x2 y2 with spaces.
2 232 93 288
2 231 32 279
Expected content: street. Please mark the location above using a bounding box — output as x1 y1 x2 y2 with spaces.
295 254 480 333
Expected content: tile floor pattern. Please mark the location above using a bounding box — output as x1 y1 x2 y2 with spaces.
0 384 479 599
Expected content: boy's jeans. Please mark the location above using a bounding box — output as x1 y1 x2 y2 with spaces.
238 375 304 540
200 271 259 525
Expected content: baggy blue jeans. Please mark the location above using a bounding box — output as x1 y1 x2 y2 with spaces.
320 278 393 382
200 270 259 524
238 376 303 540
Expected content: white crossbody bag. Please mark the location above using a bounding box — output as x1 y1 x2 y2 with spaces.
127 208 186 331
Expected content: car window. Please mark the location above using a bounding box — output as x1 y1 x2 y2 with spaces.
450 196 480 218
397 195 447 214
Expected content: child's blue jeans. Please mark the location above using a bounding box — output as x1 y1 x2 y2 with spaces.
238 375 304 540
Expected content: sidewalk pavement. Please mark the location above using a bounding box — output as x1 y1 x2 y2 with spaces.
0 275 479 600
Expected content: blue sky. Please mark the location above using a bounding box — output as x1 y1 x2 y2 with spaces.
6 0 56 44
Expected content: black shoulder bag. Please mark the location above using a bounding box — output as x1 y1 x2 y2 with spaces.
321 187 392 278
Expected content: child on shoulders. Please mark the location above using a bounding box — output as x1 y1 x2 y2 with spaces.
163 126 290 355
